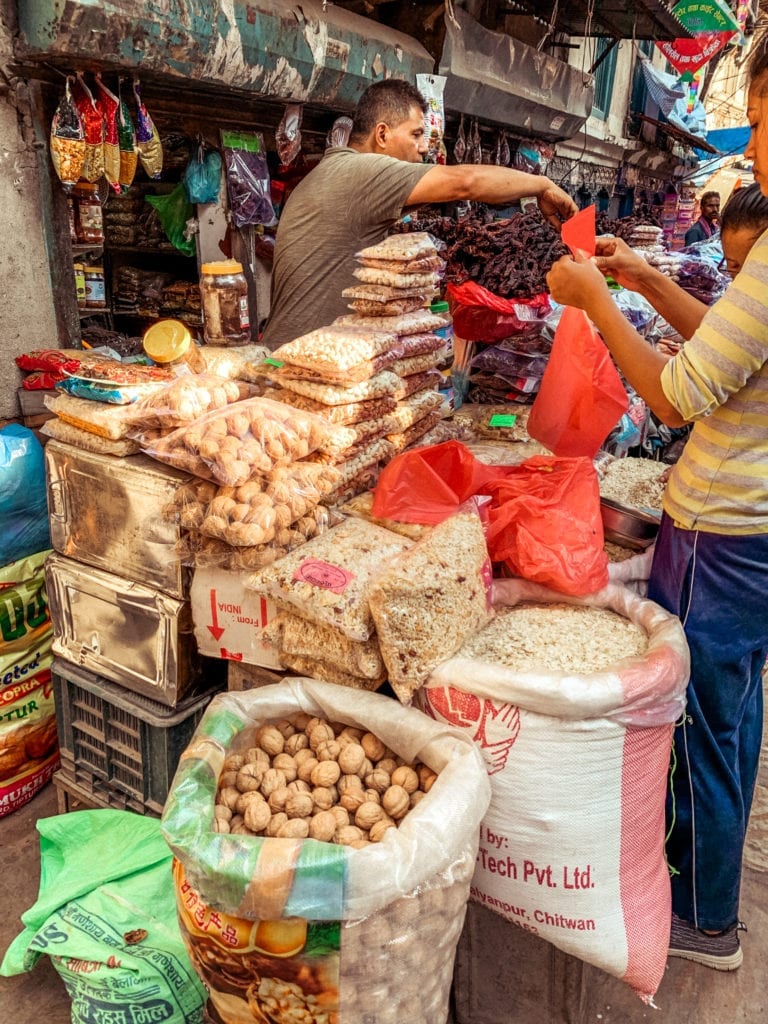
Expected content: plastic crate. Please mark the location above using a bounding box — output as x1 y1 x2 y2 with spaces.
52 658 221 816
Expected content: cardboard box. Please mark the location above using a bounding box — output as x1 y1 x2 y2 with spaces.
227 661 286 691
191 567 282 670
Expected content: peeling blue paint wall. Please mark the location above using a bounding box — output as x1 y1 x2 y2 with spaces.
16 0 434 108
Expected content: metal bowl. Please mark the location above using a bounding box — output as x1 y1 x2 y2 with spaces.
600 497 660 551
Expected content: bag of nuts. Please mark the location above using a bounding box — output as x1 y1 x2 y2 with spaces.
162 678 490 1024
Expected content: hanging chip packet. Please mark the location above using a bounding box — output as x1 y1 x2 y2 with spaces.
49 78 85 191
133 77 163 179
116 81 138 192
94 73 121 192
71 73 105 183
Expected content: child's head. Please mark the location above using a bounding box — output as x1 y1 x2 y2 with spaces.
719 183 768 276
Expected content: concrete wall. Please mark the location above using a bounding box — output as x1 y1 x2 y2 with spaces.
0 0 60 422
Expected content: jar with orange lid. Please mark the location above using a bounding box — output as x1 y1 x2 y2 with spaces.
143 318 207 373
200 260 251 345
74 183 104 245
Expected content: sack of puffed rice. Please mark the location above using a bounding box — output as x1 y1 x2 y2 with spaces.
162 678 491 1024
418 576 690 1005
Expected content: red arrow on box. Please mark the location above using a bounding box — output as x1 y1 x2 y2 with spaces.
208 588 225 641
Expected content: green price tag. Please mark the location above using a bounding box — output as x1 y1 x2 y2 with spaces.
489 414 517 427
265 358 284 367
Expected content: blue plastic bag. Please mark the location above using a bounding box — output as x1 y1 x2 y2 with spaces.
183 148 222 204
0 425 50 567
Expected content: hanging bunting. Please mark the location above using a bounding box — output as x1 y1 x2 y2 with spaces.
687 68 703 114
656 0 739 80
736 0 751 46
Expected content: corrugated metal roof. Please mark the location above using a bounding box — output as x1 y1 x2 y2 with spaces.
501 0 693 40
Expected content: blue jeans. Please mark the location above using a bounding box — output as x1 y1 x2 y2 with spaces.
648 515 768 932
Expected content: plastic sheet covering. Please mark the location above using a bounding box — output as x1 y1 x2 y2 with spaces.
161 678 490 921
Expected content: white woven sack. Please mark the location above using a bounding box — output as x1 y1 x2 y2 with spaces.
417 579 689 1004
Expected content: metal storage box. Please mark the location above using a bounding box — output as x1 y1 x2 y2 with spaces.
52 658 221 816
45 440 190 599
44 553 222 707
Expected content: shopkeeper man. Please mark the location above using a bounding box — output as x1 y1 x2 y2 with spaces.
684 190 720 246
261 80 577 348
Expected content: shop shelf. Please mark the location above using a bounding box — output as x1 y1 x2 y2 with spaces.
52 658 220 816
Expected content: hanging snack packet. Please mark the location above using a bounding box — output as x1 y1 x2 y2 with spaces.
133 77 163 179
116 83 138 192
416 74 447 165
221 129 274 227
94 74 121 192
276 103 303 167
71 73 105 184
49 79 86 191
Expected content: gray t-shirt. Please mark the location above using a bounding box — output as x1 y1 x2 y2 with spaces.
261 148 432 349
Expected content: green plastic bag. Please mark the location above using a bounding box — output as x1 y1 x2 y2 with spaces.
146 182 195 256
1 809 206 1024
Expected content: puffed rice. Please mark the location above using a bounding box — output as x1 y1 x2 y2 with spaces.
369 509 493 702
354 267 441 290
336 310 450 336
275 371 402 407
272 326 398 375
355 231 438 262
248 517 412 641
599 457 666 511
456 602 648 673
265 611 385 680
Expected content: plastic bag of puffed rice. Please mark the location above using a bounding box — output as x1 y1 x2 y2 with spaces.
419 576 690 1004
247 517 412 641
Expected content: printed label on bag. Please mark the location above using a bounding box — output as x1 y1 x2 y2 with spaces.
489 414 517 428
293 559 354 594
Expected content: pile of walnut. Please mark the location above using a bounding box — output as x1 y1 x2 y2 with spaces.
214 712 438 846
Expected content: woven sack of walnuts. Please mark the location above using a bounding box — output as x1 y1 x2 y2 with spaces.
162 678 490 1024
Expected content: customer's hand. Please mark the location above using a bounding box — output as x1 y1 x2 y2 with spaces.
546 254 609 310
537 180 578 229
593 237 652 292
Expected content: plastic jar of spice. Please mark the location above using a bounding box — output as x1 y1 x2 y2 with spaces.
430 299 454 362
200 260 251 345
73 263 86 308
84 266 106 308
74 183 104 245
143 318 206 373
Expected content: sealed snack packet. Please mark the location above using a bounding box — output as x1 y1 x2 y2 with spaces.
71 73 105 184
116 83 138 192
133 77 163 179
94 73 121 192
49 79 85 191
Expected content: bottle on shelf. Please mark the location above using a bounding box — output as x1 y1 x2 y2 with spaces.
73 263 86 309
84 266 107 309
74 183 104 245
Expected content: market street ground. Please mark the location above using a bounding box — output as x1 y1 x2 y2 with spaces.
1 734 766 1024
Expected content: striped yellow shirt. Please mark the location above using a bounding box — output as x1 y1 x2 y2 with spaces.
661 229 768 535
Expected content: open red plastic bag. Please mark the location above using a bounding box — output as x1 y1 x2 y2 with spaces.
446 282 551 343
371 440 499 524
485 455 609 595
528 206 628 457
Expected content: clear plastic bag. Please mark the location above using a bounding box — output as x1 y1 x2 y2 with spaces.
143 395 333 485
126 373 254 431
269 389 398 425
276 103 303 167
222 129 274 227
275 370 402 407
369 503 493 703
270 326 400 384
264 610 385 680
41 418 140 456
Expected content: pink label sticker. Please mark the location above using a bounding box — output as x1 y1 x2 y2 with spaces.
293 559 354 594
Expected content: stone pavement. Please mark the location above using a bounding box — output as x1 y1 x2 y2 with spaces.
2 738 766 1024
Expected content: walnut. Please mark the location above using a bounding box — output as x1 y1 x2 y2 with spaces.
244 798 271 833
355 801 387 831
277 818 310 839
285 791 314 818
369 817 397 843
335 825 364 846
260 767 287 798
272 753 298 781
309 810 337 842
236 764 264 793
365 768 390 794
256 724 285 757
268 786 291 814
338 742 366 775
382 785 410 820
361 732 386 762
310 760 341 787
391 765 419 795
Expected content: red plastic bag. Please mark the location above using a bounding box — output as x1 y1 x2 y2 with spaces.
446 282 551 343
528 205 627 457
372 440 499 524
485 455 609 596
527 305 628 457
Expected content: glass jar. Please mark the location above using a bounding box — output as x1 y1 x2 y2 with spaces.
75 183 104 245
143 319 206 373
84 266 106 308
200 260 251 345
73 263 86 309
